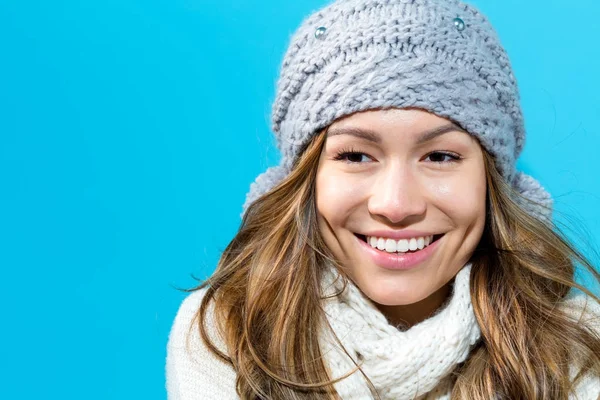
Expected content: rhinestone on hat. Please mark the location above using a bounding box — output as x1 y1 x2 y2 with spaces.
453 17 465 31
315 26 327 39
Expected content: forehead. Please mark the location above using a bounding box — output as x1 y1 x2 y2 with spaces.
328 108 456 133
325 108 473 146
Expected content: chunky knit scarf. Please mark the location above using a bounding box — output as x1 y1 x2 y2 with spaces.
319 263 481 399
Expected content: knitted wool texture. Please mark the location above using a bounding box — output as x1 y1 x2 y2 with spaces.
319 262 480 399
166 264 600 399
242 0 552 221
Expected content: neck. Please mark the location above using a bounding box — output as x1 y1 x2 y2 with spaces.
375 281 453 329
321 263 481 400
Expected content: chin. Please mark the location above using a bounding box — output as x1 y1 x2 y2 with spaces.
369 293 429 307
358 277 432 306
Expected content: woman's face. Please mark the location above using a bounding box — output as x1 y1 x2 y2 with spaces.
315 108 486 323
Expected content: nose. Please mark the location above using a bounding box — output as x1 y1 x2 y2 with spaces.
367 164 427 224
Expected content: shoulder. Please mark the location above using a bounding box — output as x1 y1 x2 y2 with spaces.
166 288 239 400
559 291 600 399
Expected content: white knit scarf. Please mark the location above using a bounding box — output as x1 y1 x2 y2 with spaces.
319 263 482 400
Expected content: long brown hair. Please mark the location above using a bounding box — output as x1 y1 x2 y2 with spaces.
187 128 600 399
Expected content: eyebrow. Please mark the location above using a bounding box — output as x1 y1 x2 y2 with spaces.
326 122 467 145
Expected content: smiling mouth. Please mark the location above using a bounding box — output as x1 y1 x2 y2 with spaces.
355 233 444 254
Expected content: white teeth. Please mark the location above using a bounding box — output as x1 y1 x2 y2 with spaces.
408 238 417 251
397 239 409 252
385 239 397 252
365 235 436 253
369 236 377 247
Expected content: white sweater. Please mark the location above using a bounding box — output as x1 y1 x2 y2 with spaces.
166 285 600 400
166 288 238 399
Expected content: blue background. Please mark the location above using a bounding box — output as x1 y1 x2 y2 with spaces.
1 0 599 398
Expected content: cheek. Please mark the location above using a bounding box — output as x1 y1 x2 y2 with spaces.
315 168 366 223
429 168 486 222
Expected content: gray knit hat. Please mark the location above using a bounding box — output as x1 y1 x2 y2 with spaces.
242 0 552 221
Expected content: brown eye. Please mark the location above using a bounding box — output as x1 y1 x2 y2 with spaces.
424 151 461 163
334 151 373 163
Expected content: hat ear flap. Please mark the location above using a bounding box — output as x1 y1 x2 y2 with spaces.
512 171 553 223
241 165 290 217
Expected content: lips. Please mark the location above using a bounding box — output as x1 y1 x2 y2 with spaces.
354 233 444 270
355 233 444 252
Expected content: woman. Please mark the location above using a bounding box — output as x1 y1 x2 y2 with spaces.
166 0 600 398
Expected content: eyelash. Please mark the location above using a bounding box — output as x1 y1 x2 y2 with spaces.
333 147 462 164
